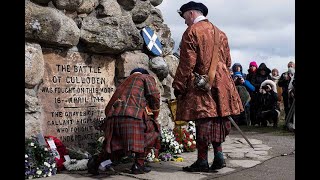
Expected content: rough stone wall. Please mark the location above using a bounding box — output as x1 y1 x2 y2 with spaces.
25 0 178 150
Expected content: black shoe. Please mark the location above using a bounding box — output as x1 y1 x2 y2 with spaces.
87 155 100 175
210 159 226 170
88 168 99 175
130 163 151 174
182 159 209 172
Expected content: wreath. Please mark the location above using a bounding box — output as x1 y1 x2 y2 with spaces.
25 136 57 179
44 136 68 171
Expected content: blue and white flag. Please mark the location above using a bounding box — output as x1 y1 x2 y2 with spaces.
141 26 163 56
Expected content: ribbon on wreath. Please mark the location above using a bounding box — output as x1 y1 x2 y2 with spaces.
44 136 69 171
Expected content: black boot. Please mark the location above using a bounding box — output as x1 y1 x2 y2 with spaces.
87 155 100 175
182 159 209 172
210 152 226 170
130 163 151 174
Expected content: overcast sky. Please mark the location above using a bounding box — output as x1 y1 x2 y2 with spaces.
157 0 295 74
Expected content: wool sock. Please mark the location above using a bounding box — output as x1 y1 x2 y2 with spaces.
197 139 208 161
212 142 224 162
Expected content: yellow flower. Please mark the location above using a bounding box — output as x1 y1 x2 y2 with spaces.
175 157 184 162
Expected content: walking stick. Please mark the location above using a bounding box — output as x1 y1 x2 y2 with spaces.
228 116 254 149
285 99 295 127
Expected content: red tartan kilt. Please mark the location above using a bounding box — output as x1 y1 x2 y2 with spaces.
104 116 160 154
195 117 231 143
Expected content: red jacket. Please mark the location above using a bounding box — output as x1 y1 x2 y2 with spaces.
105 73 160 120
173 19 243 121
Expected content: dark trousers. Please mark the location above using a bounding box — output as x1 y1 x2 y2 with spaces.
256 109 279 127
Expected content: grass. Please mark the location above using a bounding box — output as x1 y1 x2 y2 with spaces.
236 124 294 136
233 113 295 136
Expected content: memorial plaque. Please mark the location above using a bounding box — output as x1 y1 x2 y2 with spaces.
38 49 116 150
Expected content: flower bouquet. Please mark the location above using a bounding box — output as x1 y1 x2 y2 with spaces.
173 121 197 152
25 137 57 179
160 128 184 155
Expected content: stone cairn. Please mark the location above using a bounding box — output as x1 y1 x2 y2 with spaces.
25 0 179 152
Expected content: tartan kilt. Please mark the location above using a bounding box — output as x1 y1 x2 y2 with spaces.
195 117 231 144
103 116 160 155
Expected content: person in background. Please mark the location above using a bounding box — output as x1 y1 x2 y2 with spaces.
278 62 295 122
250 63 272 126
245 61 259 126
287 61 295 69
88 68 161 175
287 71 295 131
256 80 280 127
232 63 247 79
271 68 282 106
173 1 243 172
246 61 258 85
233 72 253 125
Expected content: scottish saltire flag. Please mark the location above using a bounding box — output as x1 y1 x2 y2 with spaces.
141 26 163 56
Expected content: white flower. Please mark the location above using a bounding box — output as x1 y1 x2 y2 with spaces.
25 154 28 158
52 163 56 168
187 141 192 146
98 136 105 143
48 172 52 177
30 142 34 146
177 149 181 153
25 160 27 162
179 144 183 148
162 139 165 142
28 175 33 179
174 150 177 154
36 170 42 175
44 162 50 167
189 135 193 140
175 145 179 150
44 148 48 151
193 141 196 145
166 139 169 143
49 168 52 171
152 155 155 158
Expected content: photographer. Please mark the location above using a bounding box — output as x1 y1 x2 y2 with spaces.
233 72 253 125
256 80 280 127
234 72 255 92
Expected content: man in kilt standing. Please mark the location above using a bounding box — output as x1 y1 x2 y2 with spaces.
173 1 243 172
88 68 161 175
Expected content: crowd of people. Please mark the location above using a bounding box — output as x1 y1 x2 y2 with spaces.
86 1 295 175
230 61 295 129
